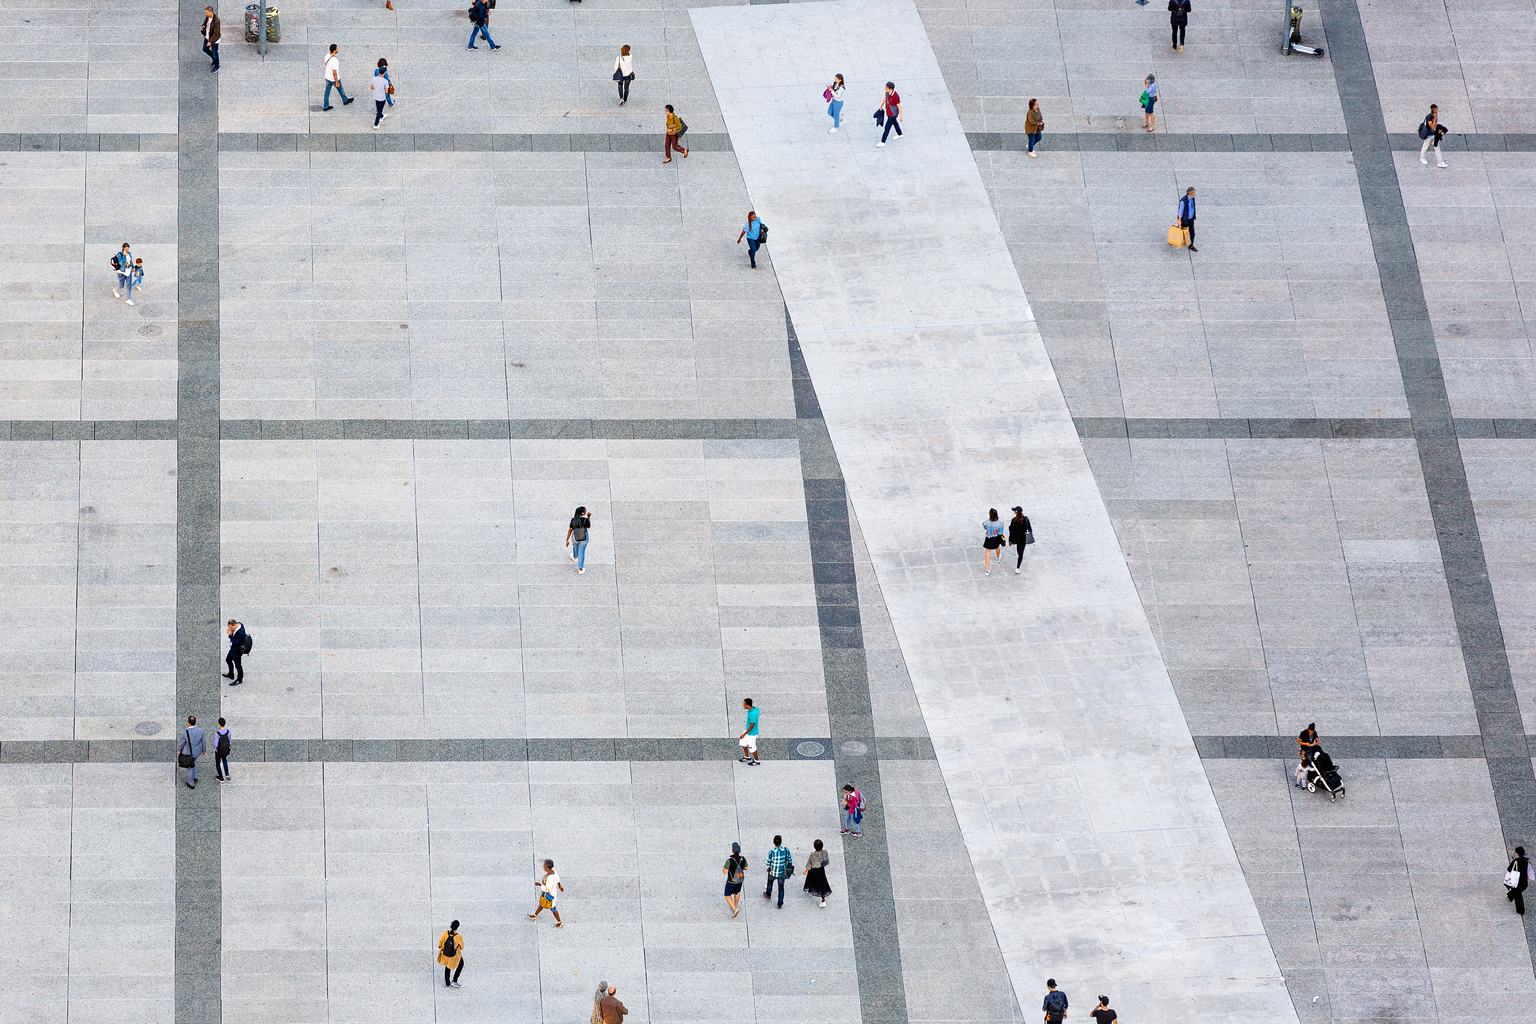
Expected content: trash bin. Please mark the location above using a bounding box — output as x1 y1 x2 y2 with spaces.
244 3 260 41
264 6 280 43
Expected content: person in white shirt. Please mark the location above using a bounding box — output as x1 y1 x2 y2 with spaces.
369 70 390 128
528 859 564 928
826 73 844 132
323 44 354 110
613 45 634 106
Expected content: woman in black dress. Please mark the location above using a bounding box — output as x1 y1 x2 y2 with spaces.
803 839 832 907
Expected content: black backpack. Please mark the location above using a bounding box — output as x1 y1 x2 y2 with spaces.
1045 991 1068 1021
242 632 254 655
110 253 123 270
216 730 231 756
1418 118 1431 140
441 932 457 958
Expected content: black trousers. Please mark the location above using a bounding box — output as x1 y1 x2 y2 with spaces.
1171 21 1186 46
1181 217 1195 246
618 75 631 102
226 650 243 682
1014 542 1026 568
1511 886 1527 914
445 960 464 984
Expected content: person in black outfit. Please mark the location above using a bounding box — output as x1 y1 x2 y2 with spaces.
1042 980 1068 1024
224 619 246 685
1008 506 1032 574
1509 846 1530 915
1090 996 1117 1024
1169 0 1190 51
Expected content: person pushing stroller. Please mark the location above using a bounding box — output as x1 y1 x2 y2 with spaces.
1301 747 1345 800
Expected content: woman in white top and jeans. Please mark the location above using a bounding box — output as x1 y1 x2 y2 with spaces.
826 74 845 132
614 45 634 105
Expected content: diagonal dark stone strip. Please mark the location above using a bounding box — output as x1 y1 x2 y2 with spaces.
175 1 222 1021
1192 734 1492 760
1320 0 1536 966
788 307 911 1024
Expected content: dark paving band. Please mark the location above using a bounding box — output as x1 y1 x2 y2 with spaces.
9 130 1536 155
789 308 912 1024
1320 0 1536 962
1075 417 1536 440
175 3 223 1022
1195 734 1492 759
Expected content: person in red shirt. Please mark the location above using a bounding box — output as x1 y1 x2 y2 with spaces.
877 82 903 147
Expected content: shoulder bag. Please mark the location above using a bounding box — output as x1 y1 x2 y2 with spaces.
177 732 194 769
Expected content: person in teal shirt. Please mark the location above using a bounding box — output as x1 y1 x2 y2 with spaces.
738 698 760 765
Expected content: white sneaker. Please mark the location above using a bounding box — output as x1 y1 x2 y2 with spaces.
1437 162 1447 168
876 142 885 148
829 127 838 133
450 981 461 988
577 567 585 574
112 289 119 298
373 123 380 129
126 299 134 305
1420 156 1428 164
819 899 826 907
1015 567 1021 574
984 569 990 576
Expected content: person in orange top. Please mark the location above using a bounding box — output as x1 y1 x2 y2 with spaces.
437 921 464 988
664 105 689 163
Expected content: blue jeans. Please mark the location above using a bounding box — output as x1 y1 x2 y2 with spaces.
828 99 843 127
127 274 140 300
1027 131 1041 153
764 875 785 906
571 538 587 569
324 79 349 107
117 272 131 293
747 238 759 267
468 23 496 47
204 41 218 69
216 754 230 779
842 809 860 834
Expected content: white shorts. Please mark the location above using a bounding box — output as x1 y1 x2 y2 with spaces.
739 735 758 753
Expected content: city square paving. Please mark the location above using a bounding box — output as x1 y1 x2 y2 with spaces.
2 0 1536 1021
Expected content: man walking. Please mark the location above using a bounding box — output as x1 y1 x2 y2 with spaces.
1043 980 1068 1023
201 7 220 73
214 717 233 781
877 82 902 147
1178 187 1198 252
1168 0 1190 51
1419 104 1447 167
598 985 628 1024
467 0 500 50
763 835 792 908
529 859 564 928
323 44 355 110
738 698 760 765
178 715 206 789
722 842 747 917
224 619 246 685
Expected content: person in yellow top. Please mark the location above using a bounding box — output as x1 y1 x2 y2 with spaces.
437 921 464 988
664 104 689 163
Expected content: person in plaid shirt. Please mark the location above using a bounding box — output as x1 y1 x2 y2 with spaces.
763 835 793 908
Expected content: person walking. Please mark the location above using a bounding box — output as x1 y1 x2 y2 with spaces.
826 74 845 132
467 0 500 50
1419 104 1447 167
1169 0 1190 52
323 44 355 109
722 842 747 917
1091 996 1117 1024
982 508 1005 575
802 839 832 907
1025 99 1043 157
125 258 144 306
565 506 591 574
763 835 793 908
370 68 390 128
613 45 634 105
214 717 232 782
1178 187 1197 252
201 7 220 73
664 104 689 162
841 783 863 837
437 921 464 987
1508 846 1531 915
877 82 903 147
589 981 609 1024
529 859 564 927
1141 74 1158 131
1008 506 1032 573
178 715 205 789
738 698 760 765
598 985 628 1024
112 242 132 299
1043 980 1069 1023
375 59 395 112
224 619 247 685
736 212 764 270
1295 722 1320 787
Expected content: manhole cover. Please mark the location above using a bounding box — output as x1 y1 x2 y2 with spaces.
796 741 825 758
841 740 868 757
134 721 162 736
137 324 164 337
136 304 164 318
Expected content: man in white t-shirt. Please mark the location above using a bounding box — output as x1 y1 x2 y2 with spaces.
529 859 564 928
369 71 390 128
322 44 354 111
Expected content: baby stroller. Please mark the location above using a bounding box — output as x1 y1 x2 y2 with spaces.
1302 749 1345 801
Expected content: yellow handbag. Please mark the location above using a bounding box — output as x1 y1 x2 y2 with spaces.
1167 223 1188 247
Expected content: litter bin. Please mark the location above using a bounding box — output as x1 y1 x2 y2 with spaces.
264 7 280 43
245 2 280 43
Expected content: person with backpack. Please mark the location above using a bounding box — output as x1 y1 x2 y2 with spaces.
736 211 765 269
841 783 863 837
1419 104 1447 167
437 920 465 987
178 715 206 789
1177 186 1197 252
111 243 132 299
467 0 499 50
763 835 793 908
213 717 232 781
1507 846 1530 915
1043 979 1069 1023
664 104 688 162
529 859 564 927
224 619 248 685
565 506 592 574
722 841 748 917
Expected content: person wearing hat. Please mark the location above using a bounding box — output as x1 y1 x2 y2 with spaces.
722 842 747 917
1007 506 1033 574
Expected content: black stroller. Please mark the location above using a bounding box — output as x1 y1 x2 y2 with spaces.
1302 749 1345 800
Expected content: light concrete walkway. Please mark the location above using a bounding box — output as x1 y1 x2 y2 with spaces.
689 1 1297 1020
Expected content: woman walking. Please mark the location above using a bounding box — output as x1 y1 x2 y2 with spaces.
614 45 633 105
841 783 862 837
736 211 764 269
1007 506 1032 573
376 59 394 108
437 921 464 988
803 839 832 908
566 506 592 574
826 74 845 132
1142 74 1158 132
1025 99 1043 157
589 980 609 1024
663 104 689 162
529 859 565 927
722 842 747 917
982 508 1005 575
